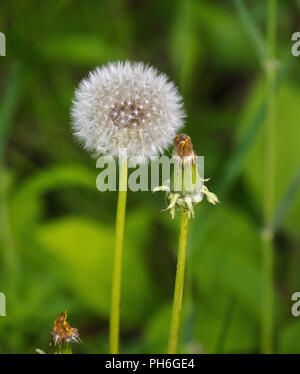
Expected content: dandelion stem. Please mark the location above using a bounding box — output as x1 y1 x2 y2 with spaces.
109 159 128 354
54 343 73 354
168 210 189 354
261 0 277 354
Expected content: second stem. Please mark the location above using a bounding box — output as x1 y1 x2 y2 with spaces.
168 210 189 354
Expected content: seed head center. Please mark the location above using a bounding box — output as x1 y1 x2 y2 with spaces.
109 99 147 128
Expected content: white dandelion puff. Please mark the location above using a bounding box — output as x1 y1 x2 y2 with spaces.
71 61 185 161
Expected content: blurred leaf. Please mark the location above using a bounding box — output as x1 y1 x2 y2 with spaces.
169 0 201 94
279 320 300 354
0 63 20 160
10 164 96 234
241 80 300 234
193 1 257 68
192 205 262 352
144 304 172 353
220 54 291 197
214 292 236 353
38 35 123 65
194 290 258 353
271 165 300 232
36 208 157 326
233 0 266 65
220 103 266 196
0 64 20 290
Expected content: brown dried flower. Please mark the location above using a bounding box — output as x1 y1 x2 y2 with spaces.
52 310 80 345
173 133 196 165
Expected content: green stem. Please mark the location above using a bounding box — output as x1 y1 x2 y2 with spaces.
168 210 189 354
261 0 277 354
109 159 128 354
261 235 274 353
54 342 73 354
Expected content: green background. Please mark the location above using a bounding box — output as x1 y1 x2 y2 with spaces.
0 0 300 353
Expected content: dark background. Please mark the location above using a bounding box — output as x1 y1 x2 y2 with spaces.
0 0 300 353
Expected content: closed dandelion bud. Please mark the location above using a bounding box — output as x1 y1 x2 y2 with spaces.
172 134 199 195
153 133 220 218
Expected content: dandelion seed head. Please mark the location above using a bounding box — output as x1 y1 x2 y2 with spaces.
71 61 185 161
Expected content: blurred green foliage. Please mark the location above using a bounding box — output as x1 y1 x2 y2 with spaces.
0 0 300 353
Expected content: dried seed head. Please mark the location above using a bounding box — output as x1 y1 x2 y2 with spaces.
52 310 80 345
71 61 185 161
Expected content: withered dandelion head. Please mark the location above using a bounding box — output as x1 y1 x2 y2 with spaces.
173 133 196 166
154 133 220 218
71 61 185 161
52 310 80 345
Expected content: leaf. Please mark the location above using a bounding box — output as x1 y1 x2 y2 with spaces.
271 165 300 232
195 205 261 311
144 304 171 353
193 1 258 68
279 320 300 354
10 164 96 234
169 0 202 94
233 0 266 65
36 208 156 326
38 35 123 65
219 53 291 197
241 80 300 234
194 289 258 353
191 205 262 352
0 63 20 160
